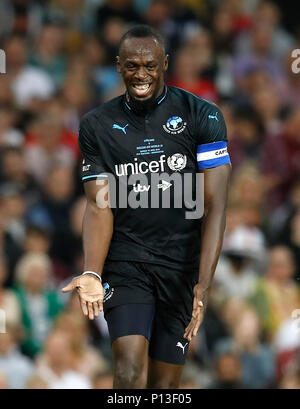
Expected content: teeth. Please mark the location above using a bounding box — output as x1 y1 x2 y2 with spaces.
134 84 150 90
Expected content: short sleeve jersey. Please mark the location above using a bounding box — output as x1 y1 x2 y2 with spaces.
79 86 230 270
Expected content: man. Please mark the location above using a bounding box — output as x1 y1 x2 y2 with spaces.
62 25 231 389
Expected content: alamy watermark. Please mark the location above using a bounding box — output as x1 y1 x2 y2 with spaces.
291 49 300 74
94 172 204 220
0 49 6 74
0 309 6 333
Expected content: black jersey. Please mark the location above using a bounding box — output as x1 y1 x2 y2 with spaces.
78 86 230 270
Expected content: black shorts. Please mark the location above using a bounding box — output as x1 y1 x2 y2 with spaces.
101 261 198 365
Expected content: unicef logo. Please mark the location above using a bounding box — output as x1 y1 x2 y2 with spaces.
163 116 187 134
167 153 187 171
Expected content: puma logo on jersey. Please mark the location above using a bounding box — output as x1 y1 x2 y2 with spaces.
176 342 188 354
208 112 218 121
113 123 129 134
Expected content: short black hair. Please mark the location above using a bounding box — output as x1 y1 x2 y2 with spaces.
118 25 165 54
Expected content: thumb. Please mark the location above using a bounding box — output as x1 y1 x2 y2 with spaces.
61 280 76 293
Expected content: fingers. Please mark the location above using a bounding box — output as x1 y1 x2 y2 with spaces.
98 299 103 312
93 301 99 318
184 304 204 341
88 302 94 320
192 319 202 337
80 299 88 317
184 318 201 341
79 298 102 320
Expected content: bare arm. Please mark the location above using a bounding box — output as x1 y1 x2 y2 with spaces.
61 179 114 320
82 179 114 274
184 163 231 340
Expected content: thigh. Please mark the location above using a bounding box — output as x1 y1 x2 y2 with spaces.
102 261 155 313
112 334 149 364
105 302 156 389
149 318 190 365
105 303 155 343
148 264 197 365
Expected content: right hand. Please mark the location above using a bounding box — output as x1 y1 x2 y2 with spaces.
61 274 104 320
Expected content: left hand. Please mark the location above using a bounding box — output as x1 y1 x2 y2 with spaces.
184 283 205 341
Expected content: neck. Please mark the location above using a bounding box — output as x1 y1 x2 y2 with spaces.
126 84 166 114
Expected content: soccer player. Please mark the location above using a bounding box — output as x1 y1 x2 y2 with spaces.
62 25 231 389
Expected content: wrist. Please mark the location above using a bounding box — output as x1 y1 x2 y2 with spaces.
82 271 102 282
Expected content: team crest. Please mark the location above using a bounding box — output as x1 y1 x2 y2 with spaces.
103 282 114 302
167 153 187 171
163 116 187 134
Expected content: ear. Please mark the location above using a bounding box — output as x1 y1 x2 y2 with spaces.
116 56 121 73
163 54 169 72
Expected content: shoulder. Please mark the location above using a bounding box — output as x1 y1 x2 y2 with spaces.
80 95 123 128
168 86 221 115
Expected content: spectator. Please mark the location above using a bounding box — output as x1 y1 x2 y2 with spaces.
67 196 86 272
4 35 55 108
228 106 265 174
261 106 300 210
250 85 283 135
168 32 219 103
0 147 40 207
249 246 300 339
14 252 62 357
96 0 140 28
208 353 245 389
51 311 108 378
28 23 67 88
214 308 275 388
0 105 24 148
0 324 34 389
273 318 300 381
0 255 21 328
235 1 294 61
26 165 76 277
0 0 299 390
35 330 92 389
25 115 77 185
0 185 26 280
23 226 51 256
0 0 43 38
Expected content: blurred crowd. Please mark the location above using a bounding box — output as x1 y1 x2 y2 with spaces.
0 0 299 389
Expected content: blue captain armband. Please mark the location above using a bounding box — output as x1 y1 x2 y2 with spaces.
197 141 231 170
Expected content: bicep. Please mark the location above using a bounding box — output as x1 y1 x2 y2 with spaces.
203 164 231 211
83 179 110 210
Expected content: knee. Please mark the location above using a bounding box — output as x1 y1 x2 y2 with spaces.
114 357 146 388
148 379 180 389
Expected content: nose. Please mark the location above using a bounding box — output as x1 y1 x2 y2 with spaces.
135 66 148 80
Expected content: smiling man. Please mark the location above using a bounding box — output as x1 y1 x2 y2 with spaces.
62 25 231 389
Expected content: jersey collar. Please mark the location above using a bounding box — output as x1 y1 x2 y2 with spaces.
124 86 168 113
